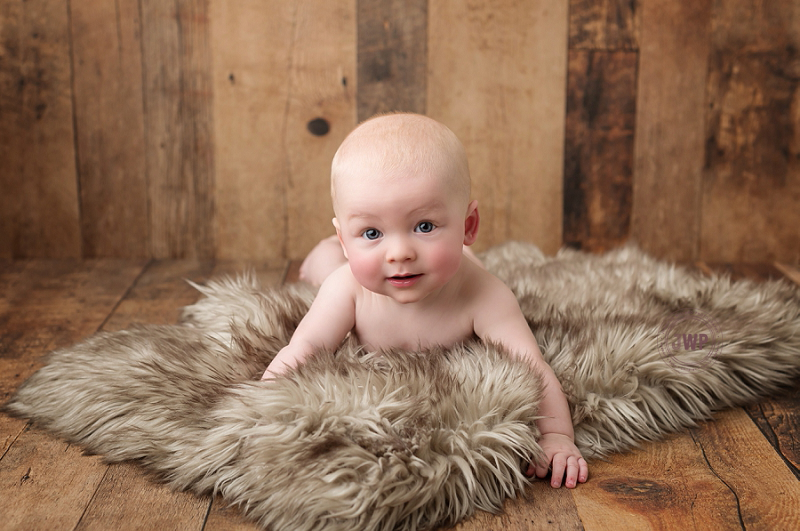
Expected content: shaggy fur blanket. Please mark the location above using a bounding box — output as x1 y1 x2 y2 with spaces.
5 243 800 531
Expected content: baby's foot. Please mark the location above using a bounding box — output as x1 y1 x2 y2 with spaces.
299 235 347 286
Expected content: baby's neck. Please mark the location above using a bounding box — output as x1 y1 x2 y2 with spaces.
352 258 479 352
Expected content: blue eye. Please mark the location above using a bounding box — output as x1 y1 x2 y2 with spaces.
415 221 435 233
362 228 382 240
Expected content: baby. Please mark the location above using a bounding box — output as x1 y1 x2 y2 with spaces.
261 113 588 489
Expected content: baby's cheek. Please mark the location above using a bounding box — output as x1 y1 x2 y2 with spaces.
348 254 382 289
429 245 462 279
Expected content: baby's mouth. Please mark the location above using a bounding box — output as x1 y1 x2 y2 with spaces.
387 274 422 286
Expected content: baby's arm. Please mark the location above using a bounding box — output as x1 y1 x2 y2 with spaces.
474 277 588 488
261 265 356 380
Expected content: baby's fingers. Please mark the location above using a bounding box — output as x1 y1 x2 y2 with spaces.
563 456 588 488
549 454 567 488
533 458 550 479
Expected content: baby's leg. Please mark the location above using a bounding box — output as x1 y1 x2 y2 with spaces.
299 235 347 286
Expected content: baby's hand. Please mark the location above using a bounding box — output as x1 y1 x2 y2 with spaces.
527 433 588 488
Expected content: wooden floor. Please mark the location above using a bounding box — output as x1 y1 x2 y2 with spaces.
1 259 798 530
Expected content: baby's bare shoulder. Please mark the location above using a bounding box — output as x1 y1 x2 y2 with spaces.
464 260 515 298
463 264 524 322
317 264 360 300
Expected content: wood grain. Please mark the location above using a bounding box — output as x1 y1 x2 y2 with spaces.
690 409 800 529
203 497 260 531
0 261 145 398
700 0 800 263
563 50 637 252
283 1 356 260
775 262 800 286
0 429 108 531
0 0 81 259
0 261 144 531
100 260 215 332
0 261 141 455
572 434 742 530
74 462 209 531
450 482 583 531
42 261 216 529
700 262 786 283
699 261 800 480
569 0 640 51
427 0 568 254
357 0 427 120
210 0 293 263
211 261 288 289
1 259 799 529
745 391 800 478
70 0 149 258
140 0 215 259
631 0 711 262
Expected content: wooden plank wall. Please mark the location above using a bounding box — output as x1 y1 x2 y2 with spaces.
0 0 797 263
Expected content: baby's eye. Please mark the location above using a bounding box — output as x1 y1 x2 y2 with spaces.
415 221 435 233
362 228 382 240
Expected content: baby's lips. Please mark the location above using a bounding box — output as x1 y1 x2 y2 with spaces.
386 274 423 287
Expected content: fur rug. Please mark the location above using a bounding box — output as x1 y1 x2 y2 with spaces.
5 243 800 531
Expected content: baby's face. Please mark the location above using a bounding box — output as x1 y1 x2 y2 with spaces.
334 162 470 305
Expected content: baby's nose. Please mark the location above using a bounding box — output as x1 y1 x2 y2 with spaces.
386 237 416 262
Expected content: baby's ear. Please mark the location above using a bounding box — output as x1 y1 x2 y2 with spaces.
463 200 479 245
332 218 348 259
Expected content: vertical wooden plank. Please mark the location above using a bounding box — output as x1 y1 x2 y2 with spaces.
700 0 800 263
210 1 293 263
284 1 356 260
563 50 636 252
141 0 214 259
212 1 355 263
0 0 81 259
569 0 640 51
565 0 639 253
631 0 711 262
357 0 427 120
428 0 568 254
70 0 148 258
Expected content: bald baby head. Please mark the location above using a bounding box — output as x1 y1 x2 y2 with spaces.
331 113 471 216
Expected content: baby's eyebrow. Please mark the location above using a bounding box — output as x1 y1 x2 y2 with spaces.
346 201 448 222
346 213 380 222
407 203 447 217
